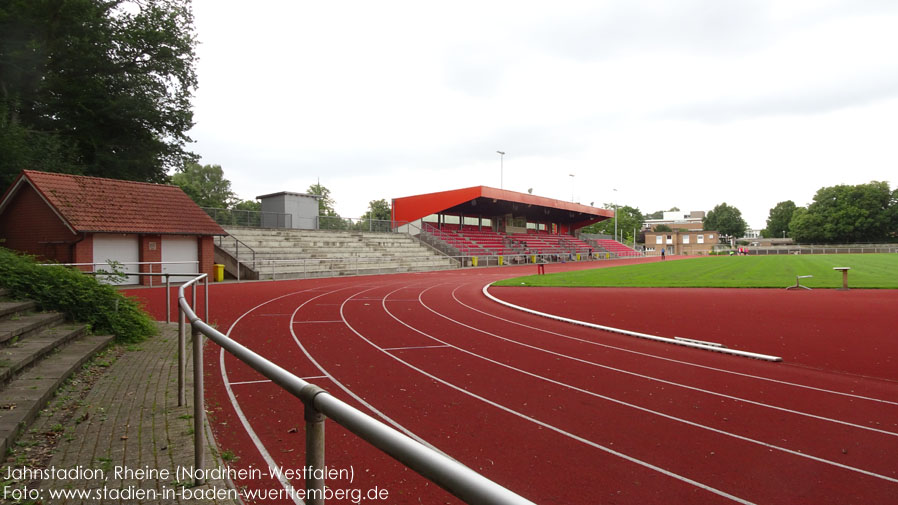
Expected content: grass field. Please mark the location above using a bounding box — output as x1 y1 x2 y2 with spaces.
493 254 898 289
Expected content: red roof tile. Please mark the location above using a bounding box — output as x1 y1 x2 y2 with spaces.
5 170 226 235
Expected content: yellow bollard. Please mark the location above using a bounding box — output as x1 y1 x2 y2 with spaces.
498 255 504 266
472 256 478 267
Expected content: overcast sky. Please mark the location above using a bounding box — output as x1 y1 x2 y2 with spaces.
187 0 898 229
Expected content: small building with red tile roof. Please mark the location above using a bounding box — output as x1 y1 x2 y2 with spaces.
0 170 226 285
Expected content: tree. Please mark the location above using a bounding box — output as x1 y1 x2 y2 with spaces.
646 207 680 220
581 204 644 243
307 182 338 217
362 199 391 221
789 181 893 243
0 0 198 191
233 200 260 212
703 203 747 239
762 200 797 238
172 163 237 209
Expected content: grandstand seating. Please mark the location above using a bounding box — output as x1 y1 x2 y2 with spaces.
593 239 641 257
217 227 456 280
420 223 643 261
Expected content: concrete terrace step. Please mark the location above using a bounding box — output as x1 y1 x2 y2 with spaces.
0 322 88 384
0 333 114 456
0 300 38 319
0 312 65 345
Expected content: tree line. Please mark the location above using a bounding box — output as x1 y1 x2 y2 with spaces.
1 0 198 191
762 181 898 243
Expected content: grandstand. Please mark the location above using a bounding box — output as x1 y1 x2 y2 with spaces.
592 238 642 257
216 226 455 280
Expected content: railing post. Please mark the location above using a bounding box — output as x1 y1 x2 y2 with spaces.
305 403 326 505
192 323 206 486
178 307 186 407
204 275 209 321
165 274 171 324
300 385 327 505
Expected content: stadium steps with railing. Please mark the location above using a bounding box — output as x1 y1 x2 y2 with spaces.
220 227 456 279
0 288 114 456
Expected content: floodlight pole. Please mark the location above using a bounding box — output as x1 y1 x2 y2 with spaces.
613 188 618 242
497 151 505 189
569 174 575 203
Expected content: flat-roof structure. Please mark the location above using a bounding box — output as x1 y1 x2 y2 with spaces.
392 186 613 233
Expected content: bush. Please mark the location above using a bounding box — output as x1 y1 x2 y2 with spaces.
0 247 156 342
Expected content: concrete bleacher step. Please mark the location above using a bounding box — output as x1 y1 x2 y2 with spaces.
221 226 455 279
0 311 65 345
0 333 113 456
0 322 88 384
0 293 115 456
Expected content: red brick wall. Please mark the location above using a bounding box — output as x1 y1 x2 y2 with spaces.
0 183 79 262
198 236 215 278
139 235 163 286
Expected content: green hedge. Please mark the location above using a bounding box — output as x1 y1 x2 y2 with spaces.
0 247 156 342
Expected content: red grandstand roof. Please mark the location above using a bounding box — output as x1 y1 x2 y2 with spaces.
0 170 226 235
392 186 613 228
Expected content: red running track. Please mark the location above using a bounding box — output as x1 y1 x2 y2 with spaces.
123 259 898 504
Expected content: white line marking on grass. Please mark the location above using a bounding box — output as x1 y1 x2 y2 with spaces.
472 283 898 406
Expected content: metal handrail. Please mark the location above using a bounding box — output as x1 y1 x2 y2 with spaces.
176 275 536 505
215 234 257 281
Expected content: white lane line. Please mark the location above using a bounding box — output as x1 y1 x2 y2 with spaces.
482 285 781 361
425 286 898 437
460 284 898 407
287 285 449 456
389 285 898 484
382 345 451 351
218 283 374 505
292 320 344 324
229 379 273 386
335 287 756 505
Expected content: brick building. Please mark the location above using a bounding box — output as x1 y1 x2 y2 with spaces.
0 170 225 285
644 229 719 256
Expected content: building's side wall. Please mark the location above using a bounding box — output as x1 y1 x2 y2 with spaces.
198 236 215 279
139 234 163 286
0 184 79 262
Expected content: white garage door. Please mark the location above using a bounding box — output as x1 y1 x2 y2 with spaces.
162 236 199 281
93 234 140 284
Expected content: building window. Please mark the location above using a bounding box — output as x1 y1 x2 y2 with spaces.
666 235 673 244
708 234 714 240
683 235 690 244
656 235 663 244
697 235 704 244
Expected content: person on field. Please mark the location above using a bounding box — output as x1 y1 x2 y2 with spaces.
661 248 665 260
